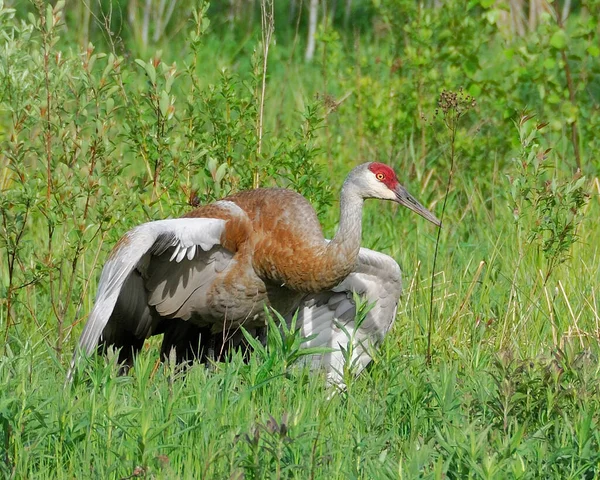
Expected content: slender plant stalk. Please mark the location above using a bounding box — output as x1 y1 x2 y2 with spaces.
153 86 163 197
254 0 274 189
426 123 455 365
42 10 52 215
39 1 62 354
41 4 55 272
426 89 475 365
2 201 30 347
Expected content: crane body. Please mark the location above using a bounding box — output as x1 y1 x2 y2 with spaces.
69 163 440 385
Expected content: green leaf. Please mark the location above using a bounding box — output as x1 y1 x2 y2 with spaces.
468 83 481 98
241 327 265 355
550 30 568 49
54 0 65 14
547 93 561 104
135 59 156 84
88 54 97 72
543 57 556 70
215 164 227 183
571 176 587 191
159 90 170 117
206 157 217 175
45 4 53 29
464 59 479 77
165 73 175 94
587 44 600 58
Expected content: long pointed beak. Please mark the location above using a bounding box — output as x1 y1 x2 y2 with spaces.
394 184 441 227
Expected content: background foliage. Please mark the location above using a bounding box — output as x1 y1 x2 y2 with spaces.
1 0 599 477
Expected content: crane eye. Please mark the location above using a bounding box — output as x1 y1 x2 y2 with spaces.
376 173 385 181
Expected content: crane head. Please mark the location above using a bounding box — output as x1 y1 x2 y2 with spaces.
366 162 441 227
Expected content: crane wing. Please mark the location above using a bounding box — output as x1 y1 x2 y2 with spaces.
295 247 402 386
69 218 228 373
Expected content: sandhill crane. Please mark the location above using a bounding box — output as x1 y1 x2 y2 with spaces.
68 162 440 385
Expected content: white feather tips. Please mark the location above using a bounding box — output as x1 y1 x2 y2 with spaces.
142 218 225 263
68 217 227 379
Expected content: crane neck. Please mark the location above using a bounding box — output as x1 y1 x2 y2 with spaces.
328 183 364 262
248 179 367 293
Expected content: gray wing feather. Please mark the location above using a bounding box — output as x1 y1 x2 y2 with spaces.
145 246 233 321
296 246 402 386
69 218 226 377
103 269 155 341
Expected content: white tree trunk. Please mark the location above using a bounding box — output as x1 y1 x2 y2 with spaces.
142 0 152 48
344 0 352 27
289 0 298 24
561 0 571 22
305 0 318 61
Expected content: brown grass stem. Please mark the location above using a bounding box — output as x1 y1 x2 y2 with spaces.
255 0 274 189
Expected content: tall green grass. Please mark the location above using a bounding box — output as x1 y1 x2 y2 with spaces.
3 324 600 478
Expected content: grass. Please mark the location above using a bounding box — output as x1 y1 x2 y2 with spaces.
3 322 600 478
2 1 600 478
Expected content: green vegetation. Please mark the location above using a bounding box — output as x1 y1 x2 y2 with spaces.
1 0 599 477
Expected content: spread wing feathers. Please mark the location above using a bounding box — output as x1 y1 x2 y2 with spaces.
296 247 402 385
71 218 227 362
145 247 232 321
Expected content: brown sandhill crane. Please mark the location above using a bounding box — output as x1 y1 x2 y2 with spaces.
68 162 440 385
